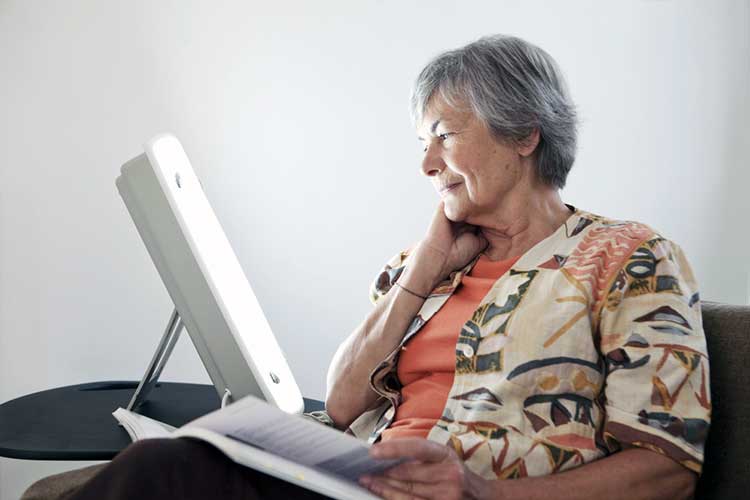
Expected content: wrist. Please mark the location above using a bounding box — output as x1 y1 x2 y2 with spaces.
396 266 438 298
397 252 446 298
471 471 503 500
399 242 449 293
393 281 428 300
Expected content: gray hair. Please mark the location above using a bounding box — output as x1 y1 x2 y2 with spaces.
410 35 578 189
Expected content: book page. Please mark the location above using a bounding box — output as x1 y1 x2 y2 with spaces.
112 408 176 441
182 395 406 481
175 427 380 500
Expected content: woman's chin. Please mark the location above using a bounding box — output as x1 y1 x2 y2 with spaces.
443 203 467 222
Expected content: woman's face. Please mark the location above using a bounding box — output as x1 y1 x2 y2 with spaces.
417 97 531 224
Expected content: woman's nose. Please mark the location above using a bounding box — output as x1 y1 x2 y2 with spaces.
420 147 444 177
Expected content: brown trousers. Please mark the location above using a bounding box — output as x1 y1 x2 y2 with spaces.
64 438 333 500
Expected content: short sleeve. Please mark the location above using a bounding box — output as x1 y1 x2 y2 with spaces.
368 248 413 306
598 237 711 474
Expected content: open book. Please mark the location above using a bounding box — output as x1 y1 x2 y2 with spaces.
113 396 404 499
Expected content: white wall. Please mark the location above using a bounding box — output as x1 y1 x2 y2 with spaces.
1 0 747 498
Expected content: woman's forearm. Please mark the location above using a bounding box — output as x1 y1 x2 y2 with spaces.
486 448 696 500
325 246 444 430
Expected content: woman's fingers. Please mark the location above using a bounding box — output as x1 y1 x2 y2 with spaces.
384 461 464 484
362 475 448 500
424 201 453 249
370 437 453 463
453 228 488 264
363 440 467 500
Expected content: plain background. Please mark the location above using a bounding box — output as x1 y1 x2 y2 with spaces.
1 0 748 498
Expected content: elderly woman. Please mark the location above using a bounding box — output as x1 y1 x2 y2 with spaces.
56 35 709 500
326 35 710 499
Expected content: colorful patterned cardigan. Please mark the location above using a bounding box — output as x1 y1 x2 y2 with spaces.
344 208 710 479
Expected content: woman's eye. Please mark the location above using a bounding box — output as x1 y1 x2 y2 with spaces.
420 133 452 153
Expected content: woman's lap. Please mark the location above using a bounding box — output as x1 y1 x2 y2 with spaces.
64 438 332 500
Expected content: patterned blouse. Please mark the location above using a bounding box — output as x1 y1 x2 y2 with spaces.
343 207 710 479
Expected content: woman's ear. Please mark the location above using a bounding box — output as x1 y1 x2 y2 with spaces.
517 128 540 157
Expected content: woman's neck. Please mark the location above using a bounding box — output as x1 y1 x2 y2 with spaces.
476 187 572 262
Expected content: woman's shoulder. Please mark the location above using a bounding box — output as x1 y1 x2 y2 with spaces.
564 208 696 290
569 208 665 246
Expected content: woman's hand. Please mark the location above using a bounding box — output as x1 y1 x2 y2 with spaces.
403 201 488 295
358 438 492 500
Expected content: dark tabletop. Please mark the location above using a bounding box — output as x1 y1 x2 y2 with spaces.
0 381 325 461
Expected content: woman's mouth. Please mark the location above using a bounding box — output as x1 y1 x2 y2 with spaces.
439 183 461 195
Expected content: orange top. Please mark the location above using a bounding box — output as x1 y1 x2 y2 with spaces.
381 253 520 441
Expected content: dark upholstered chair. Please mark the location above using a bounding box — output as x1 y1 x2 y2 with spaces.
694 302 750 499
22 302 750 499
